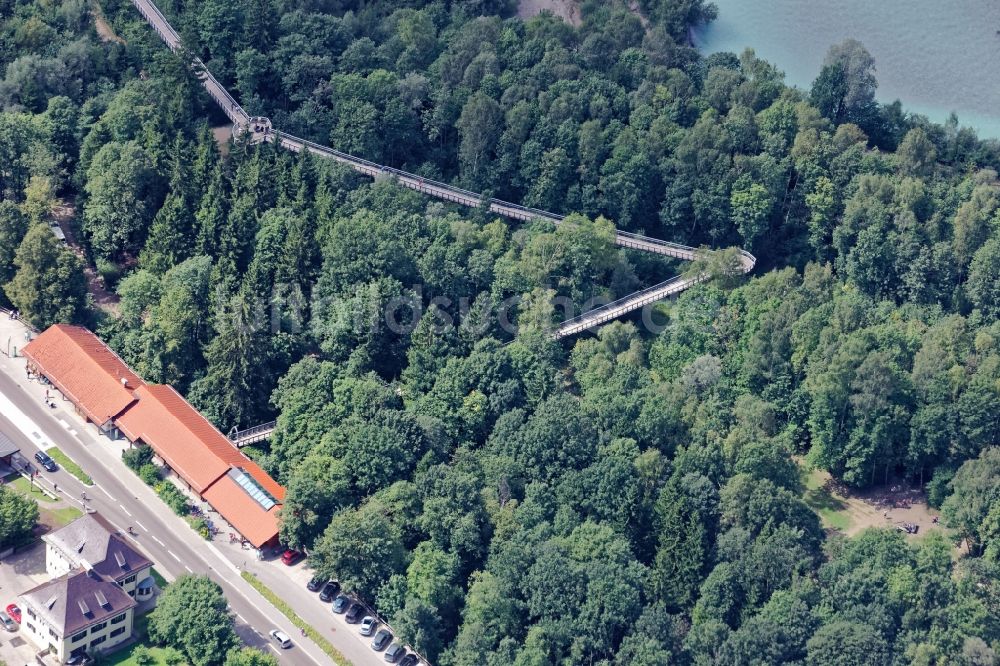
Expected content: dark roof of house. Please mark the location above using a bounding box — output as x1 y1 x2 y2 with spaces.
44 513 152 581
0 430 19 458
19 568 136 637
22 325 144 425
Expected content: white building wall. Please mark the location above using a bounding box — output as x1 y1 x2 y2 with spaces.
45 542 74 578
21 602 135 663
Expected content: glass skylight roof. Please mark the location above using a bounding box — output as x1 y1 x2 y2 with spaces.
231 468 276 511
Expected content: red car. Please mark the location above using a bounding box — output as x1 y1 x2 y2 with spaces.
5 604 20 624
281 549 303 566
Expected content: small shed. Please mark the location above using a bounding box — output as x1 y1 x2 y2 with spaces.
0 430 19 467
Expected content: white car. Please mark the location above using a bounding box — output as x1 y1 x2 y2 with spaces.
359 616 377 636
269 629 292 649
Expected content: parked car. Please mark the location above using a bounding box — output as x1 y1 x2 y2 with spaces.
269 629 293 649
319 580 341 603
5 604 20 624
307 576 324 592
66 655 94 665
33 451 57 472
0 611 15 631
371 629 393 651
399 655 419 666
345 603 366 623
281 549 303 566
332 595 351 613
384 644 406 663
359 616 377 636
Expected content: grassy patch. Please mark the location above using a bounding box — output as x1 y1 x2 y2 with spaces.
154 481 189 515
186 516 211 540
40 505 84 528
150 567 169 590
8 476 58 502
103 616 184 665
103 644 183 666
45 447 93 485
802 468 853 532
241 571 346 665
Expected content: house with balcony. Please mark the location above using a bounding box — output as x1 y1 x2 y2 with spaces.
17 514 154 663
43 513 154 601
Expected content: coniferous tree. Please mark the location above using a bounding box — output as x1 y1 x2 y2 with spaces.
188 283 274 429
141 138 197 273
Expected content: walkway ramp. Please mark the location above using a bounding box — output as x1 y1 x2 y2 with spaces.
128 0 756 338
228 421 276 448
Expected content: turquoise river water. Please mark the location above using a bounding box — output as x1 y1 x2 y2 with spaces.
692 0 1000 139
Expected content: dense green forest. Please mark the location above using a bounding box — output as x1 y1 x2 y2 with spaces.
1 0 1000 664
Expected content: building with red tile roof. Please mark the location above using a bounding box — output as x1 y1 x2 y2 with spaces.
115 384 285 547
116 385 232 495
27 325 285 550
203 470 282 548
22 325 144 433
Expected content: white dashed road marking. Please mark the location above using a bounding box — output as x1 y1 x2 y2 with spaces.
99 486 116 500
168 550 180 562
119 504 132 516
152 536 164 546
136 521 148 532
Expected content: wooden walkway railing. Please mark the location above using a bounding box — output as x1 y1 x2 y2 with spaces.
129 0 756 340
228 421 277 447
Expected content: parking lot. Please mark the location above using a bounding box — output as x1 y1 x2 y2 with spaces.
257 555 426 664
0 543 54 665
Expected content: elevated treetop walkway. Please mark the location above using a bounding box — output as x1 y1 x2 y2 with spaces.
129 0 755 343
229 421 276 448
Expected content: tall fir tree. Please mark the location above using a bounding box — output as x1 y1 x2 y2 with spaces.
189 283 273 430
141 138 197 274
195 162 229 258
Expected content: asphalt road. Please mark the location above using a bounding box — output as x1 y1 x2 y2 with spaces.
0 367 338 666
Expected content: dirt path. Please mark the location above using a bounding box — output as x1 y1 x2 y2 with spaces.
627 0 651 30
51 202 121 315
213 124 234 155
517 0 581 25
92 2 125 44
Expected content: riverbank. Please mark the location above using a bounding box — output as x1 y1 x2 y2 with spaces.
694 0 1000 139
